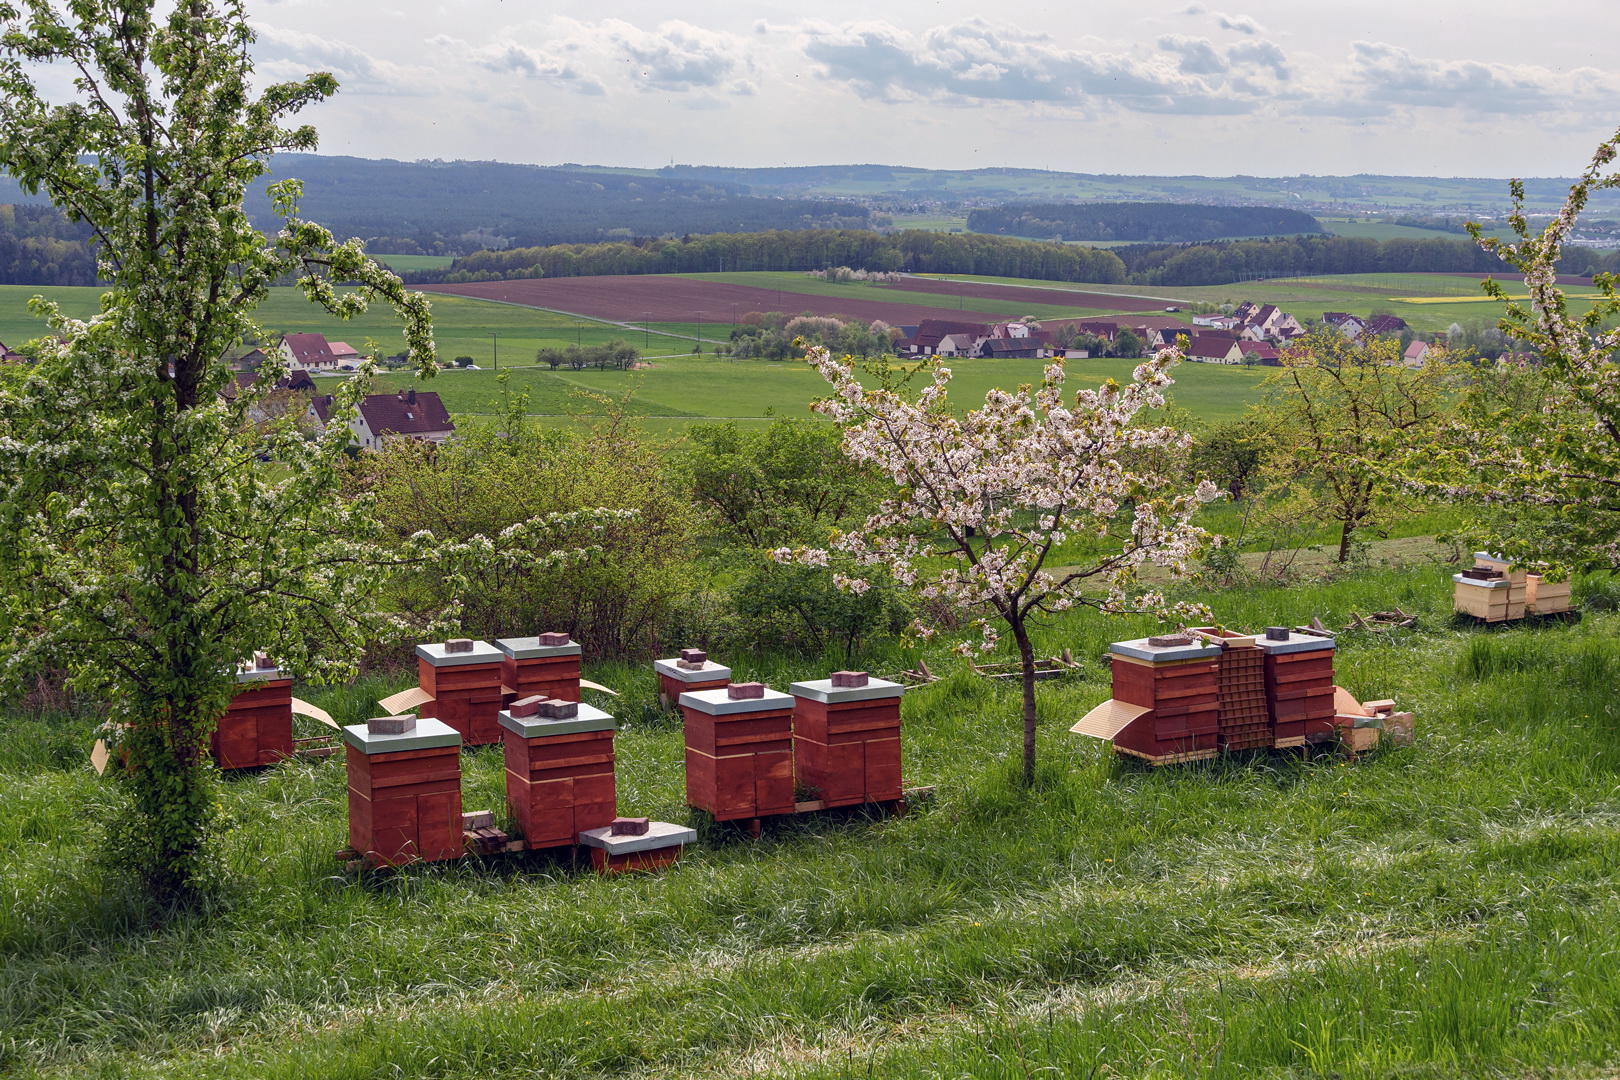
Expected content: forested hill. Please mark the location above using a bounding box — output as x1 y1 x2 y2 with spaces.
238 156 873 254
0 204 98 286
968 203 1323 242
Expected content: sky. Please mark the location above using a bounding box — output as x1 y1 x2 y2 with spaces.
243 0 1620 178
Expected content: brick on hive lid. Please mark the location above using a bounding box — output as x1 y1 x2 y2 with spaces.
253 650 276 670
677 647 709 670
727 681 765 700
367 714 416 735
536 631 570 647
462 809 494 830
444 638 474 654
1147 633 1193 648
509 694 544 718
1265 627 1289 641
539 699 579 719
610 816 650 836
830 670 869 688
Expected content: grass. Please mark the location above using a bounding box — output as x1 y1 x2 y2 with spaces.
4 565 1620 1077
373 254 458 272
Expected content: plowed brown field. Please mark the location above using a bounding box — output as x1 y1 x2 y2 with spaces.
878 277 1174 312
421 276 1107 326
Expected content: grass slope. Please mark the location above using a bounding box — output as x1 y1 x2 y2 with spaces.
4 568 1620 1077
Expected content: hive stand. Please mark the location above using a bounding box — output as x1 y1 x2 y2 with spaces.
679 684 796 830
417 640 506 746
579 819 697 874
1255 631 1336 746
789 673 904 808
500 700 617 850
497 634 582 704
1105 636 1222 764
343 717 464 867
653 650 731 707
211 660 294 770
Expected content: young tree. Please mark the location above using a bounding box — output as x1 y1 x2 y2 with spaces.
0 1 599 900
776 346 1218 784
1255 329 1454 562
1403 126 1620 574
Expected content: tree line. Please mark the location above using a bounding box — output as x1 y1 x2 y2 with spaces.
966 202 1322 242
0 204 98 286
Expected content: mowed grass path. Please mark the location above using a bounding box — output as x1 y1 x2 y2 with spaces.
4 568 1620 1077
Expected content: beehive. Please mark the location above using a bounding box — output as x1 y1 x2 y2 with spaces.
1454 552 1528 622
343 717 463 867
578 820 697 874
1103 636 1222 763
789 672 904 807
1255 631 1336 745
417 640 506 746
1526 574 1571 616
497 634 582 704
500 700 616 850
653 652 732 706
1204 632 1270 751
679 684 796 822
211 661 294 770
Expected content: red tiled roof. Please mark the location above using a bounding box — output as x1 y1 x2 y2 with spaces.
283 333 336 366
358 390 454 437
1186 337 1240 359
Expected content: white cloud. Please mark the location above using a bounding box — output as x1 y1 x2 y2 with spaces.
1215 12 1265 35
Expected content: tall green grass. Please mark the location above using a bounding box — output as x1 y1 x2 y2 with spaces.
2 568 1619 1077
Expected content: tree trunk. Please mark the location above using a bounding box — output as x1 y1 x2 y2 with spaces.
1337 516 1354 563
1011 617 1038 785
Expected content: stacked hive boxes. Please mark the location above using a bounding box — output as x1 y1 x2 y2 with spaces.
789 671 904 807
211 654 295 770
1107 636 1222 764
679 682 796 823
500 694 616 850
343 715 463 867
418 639 506 746
1206 633 1271 750
498 633 582 703
1453 553 1527 623
1256 630 1336 746
653 649 732 706
1526 574 1572 616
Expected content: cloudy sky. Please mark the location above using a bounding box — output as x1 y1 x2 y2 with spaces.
249 0 1620 177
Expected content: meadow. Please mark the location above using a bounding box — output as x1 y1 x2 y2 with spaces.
4 566 1620 1077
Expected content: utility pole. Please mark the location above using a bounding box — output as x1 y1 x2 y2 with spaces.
491 332 498 372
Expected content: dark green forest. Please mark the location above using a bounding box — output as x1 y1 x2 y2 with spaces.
966 202 1323 242
0 204 97 286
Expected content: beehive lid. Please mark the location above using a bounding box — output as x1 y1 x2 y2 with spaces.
578 820 696 855
1069 698 1150 740
653 658 734 683
678 686 795 714
1109 637 1223 663
789 676 905 704
1474 552 1513 569
341 715 461 754
235 664 290 683
496 636 582 659
416 640 503 667
498 702 615 738
1452 574 1513 590
1252 631 1335 655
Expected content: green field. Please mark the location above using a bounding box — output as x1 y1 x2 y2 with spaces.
888 213 969 232
373 254 458 271
7 565 1620 1076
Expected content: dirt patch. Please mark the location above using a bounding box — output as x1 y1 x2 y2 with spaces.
883 277 1174 312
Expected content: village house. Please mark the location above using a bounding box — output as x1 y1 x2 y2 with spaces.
310 388 456 449
328 341 364 367
899 319 991 356
1323 312 1367 338
979 337 1052 359
1184 337 1245 364
1403 340 1432 366
280 332 341 372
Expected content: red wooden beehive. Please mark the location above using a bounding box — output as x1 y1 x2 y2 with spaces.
343 717 463 867
417 640 506 746
789 672 904 807
679 683 796 823
653 649 731 706
500 699 617 850
1212 637 1271 750
211 661 294 770
497 634 582 704
1255 631 1336 745
1107 637 1222 763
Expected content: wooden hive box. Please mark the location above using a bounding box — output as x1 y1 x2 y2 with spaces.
497 636 582 704
417 640 506 746
1255 632 1336 744
679 686 796 822
1210 636 1271 752
789 674 905 807
211 662 295 770
579 820 697 875
1453 575 1527 622
500 703 616 850
1106 637 1222 763
343 718 463 867
1526 574 1571 615
653 656 733 707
